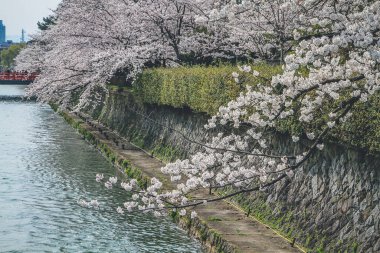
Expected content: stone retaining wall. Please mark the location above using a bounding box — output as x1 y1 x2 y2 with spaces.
89 90 379 252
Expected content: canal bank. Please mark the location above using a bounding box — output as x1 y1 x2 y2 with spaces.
0 84 202 252
53 105 304 253
87 88 380 253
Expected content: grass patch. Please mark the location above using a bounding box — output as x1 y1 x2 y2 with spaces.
207 216 223 222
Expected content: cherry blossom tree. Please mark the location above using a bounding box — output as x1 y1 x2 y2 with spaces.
15 0 379 219
16 0 223 107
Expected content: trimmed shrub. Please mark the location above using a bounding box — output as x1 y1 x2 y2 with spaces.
133 64 283 115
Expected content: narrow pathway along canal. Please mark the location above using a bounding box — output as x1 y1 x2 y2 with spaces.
0 85 202 252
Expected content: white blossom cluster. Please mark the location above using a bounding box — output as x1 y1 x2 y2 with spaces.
78 199 100 209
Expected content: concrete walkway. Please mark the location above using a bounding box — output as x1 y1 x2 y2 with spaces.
72 112 305 253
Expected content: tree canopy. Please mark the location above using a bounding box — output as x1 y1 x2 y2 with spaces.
0 43 26 70
37 15 57 31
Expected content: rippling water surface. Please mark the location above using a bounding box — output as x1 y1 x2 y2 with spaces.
0 85 202 253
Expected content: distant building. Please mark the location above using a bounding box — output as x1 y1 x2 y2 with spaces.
0 20 5 43
0 40 13 51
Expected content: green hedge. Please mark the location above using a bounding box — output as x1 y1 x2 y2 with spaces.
124 64 380 153
275 92 380 153
133 64 282 115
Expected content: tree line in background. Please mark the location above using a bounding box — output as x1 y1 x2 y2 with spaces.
15 0 380 221
0 43 25 71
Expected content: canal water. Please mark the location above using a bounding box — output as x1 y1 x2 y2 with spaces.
0 85 202 253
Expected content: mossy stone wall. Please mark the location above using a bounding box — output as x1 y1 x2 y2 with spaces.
90 90 380 253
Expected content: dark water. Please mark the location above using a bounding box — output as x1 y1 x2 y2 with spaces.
0 85 202 253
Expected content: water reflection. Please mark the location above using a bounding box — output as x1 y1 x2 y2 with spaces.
0 84 27 96
0 84 202 252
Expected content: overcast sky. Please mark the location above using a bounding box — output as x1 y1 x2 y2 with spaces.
0 0 61 42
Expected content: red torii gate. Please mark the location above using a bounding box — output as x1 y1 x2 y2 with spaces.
0 72 38 82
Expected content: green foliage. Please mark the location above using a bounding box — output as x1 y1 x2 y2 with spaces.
49 102 59 112
207 216 223 222
37 15 57 31
151 144 182 162
170 210 180 222
0 43 26 70
275 88 380 153
351 241 359 253
333 95 380 153
133 64 283 115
